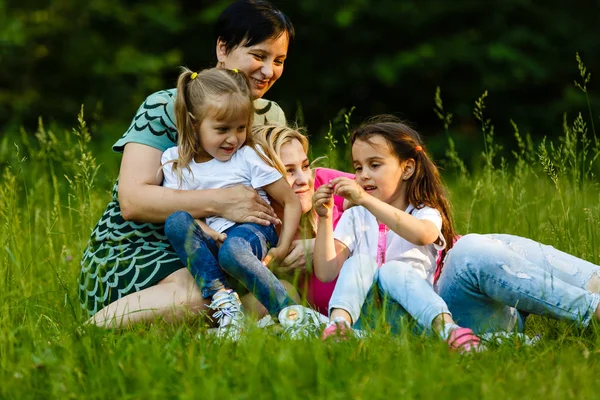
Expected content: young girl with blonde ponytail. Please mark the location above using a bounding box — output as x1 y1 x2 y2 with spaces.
313 116 480 351
162 67 325 339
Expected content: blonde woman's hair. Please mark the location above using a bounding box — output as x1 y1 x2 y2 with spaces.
252 124 317 236
169 67 257 184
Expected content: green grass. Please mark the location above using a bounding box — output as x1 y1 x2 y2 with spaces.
4 69 600 398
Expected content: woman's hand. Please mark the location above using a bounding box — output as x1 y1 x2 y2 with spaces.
273 238 315 275
331 177 366 207
118 144 281 225
313 184 334 218
219 185 280 226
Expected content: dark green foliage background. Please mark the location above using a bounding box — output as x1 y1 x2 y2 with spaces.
2 0 600 154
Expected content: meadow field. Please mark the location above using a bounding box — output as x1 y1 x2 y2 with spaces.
2 73 600 399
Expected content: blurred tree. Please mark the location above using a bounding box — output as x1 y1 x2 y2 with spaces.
0 0 187 133
1 0 599 160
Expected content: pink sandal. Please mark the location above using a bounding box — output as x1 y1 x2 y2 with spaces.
447 327 481 353
321 318 352 341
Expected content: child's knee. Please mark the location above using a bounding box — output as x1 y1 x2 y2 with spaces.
377 261 419 286
343 254 378 273
586 272 600 294
164 211 194 240
218 237 249 270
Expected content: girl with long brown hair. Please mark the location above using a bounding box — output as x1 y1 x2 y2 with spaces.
313 116 480 351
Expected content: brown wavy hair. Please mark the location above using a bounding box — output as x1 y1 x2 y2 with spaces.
351 115 457 265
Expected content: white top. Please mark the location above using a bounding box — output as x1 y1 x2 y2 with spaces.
333 204 446 285
161 145 282 233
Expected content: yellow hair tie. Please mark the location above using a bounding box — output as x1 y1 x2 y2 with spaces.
232 68 239 73
190 72 198 80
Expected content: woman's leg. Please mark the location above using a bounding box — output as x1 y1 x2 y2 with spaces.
218 223 296 316
164 211 231 298
328 254 379 325
377 261 451 332
437 234 600 334
488 234 600 292
88 268 208 328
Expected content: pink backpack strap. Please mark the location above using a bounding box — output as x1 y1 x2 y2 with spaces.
376 223 388 267
433 258 444 284
377 205 413 268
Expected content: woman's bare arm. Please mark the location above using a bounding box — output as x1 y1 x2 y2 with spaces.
118 143 279 224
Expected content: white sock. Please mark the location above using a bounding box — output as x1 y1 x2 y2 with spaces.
440 323 461 341
330 316 351 328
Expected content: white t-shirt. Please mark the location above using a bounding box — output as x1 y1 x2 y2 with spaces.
161 145 282 233
333 204 446 285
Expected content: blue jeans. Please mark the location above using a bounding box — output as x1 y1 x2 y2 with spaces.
437 233 600 334
164 211 296 316
329 254 451 333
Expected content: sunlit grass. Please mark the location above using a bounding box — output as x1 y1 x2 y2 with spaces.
2 56 600 399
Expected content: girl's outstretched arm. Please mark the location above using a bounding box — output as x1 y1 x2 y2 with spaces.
313 184 350 282
332 177 440 246
262 178 302 267
119 143 280 225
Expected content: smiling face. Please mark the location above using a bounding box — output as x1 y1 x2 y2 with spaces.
217 33 289 100
279 138 314 214
194 97 249 163
352 135 408 207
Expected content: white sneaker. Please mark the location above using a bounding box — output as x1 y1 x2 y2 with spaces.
207 290 245 340
479 331 540 349
278 305 328 339
256 315 275 329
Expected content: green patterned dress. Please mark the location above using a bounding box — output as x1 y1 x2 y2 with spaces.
78 88 286 316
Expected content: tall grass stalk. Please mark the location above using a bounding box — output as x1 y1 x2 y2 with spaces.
2 59 600 399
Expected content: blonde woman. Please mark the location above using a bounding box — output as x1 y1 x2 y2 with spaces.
252 125 354 316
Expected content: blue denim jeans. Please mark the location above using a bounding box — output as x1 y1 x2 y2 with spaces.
164 211 296 316
437 233 600 334
329 254 451 333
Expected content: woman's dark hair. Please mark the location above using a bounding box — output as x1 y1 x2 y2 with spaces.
215 0 295 53
351 115 458 277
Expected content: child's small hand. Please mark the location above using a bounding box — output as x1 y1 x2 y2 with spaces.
331 177 366 207
262 246 287 268
342 198 352 211
195 219 227 247
312 184 334 218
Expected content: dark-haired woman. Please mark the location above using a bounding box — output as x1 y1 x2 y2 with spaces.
79 0 295 327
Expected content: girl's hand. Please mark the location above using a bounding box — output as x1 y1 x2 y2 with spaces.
312 184 334 218
342 198 352 211
195 219 226 247
331 177 366 207
262 246 288 269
